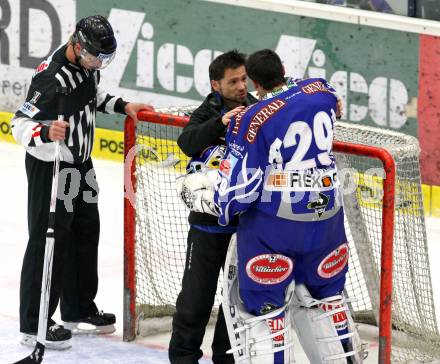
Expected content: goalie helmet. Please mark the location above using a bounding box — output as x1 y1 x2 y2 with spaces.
186 145 226 174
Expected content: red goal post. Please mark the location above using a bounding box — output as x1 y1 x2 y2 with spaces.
124 109 440 364
332 140 395 364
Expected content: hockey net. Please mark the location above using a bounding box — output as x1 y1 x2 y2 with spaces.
123 106 440 363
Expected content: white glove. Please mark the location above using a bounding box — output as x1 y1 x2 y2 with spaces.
177 171 220 216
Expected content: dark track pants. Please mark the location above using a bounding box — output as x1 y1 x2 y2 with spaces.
169 227 234 364
20 153 100 333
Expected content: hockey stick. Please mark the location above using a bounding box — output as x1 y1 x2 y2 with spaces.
12 86 69 364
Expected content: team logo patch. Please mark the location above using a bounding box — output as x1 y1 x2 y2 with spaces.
219 159 231 176
246 254 293 285
32 124 42 138
259 302 278 315
317 243 349 278
30 91 41 104
35 61 49 75
307 192 329 216
19 102 40 118
219 154 238 177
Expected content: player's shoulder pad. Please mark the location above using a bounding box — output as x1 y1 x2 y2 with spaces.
228 103 255 136
234 99 288 144
299 77 337 96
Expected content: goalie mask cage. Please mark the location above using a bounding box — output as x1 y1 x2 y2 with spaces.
124 107 440 364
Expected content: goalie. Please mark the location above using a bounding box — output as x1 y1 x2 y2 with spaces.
179 49 364 363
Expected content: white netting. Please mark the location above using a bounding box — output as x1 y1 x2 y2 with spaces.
335 122 440 362
127 108 440 362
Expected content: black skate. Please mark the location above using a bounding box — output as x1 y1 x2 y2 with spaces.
63 310 116 335
21 322 72 350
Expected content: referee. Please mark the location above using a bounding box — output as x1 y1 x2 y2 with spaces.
12 15 153 349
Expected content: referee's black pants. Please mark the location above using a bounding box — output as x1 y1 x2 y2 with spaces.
20 153 100 334
169 227 234 364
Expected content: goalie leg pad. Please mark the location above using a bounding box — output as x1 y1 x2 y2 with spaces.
291 284 363 364
222 235 295 364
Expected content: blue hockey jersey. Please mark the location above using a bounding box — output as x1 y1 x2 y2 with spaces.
213 78 344 249
214 79 352 364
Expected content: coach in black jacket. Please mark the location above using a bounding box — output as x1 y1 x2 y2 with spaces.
169 50 257 364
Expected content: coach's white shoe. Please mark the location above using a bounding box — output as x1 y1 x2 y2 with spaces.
21 323 72 350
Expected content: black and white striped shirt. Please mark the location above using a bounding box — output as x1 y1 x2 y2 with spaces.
12 44 127 164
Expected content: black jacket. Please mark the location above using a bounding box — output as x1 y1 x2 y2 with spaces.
177 92 257 226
